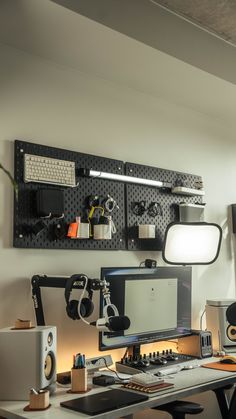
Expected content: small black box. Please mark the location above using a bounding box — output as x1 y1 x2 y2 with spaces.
36 189 64 218
57 371 71 385
92 375 115 386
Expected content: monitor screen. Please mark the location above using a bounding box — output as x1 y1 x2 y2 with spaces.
99 266 192 351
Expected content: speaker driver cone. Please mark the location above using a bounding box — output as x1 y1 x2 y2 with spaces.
44 351 55 380
227 325 236 341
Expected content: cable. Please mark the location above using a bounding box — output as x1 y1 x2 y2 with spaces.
87 195 100 208
77 275 91 326
122 347 129 359
200 309 206 331
99 357 128 382
147 202 163 217
131 201 146 216
104 195 119 213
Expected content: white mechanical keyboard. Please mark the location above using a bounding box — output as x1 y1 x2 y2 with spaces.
130 373 164 387
24 154 76 187
156 366 182 376
156 364 200 377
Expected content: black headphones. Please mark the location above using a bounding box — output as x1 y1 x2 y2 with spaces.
64 274 94 320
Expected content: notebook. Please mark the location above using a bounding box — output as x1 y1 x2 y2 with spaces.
60 388 148 415
123 381 174 394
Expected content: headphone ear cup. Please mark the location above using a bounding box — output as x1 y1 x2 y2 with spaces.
67 300 80 320
80 298 94 318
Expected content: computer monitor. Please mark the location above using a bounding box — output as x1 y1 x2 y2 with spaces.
99 266 192 352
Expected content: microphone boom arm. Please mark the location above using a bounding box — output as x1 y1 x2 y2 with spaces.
31 274 111 326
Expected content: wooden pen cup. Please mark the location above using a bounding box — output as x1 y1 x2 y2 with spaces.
29 390 49 410
71 367 87 392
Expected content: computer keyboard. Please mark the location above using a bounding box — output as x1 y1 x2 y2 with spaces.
24 154 76 187
156 366 182 376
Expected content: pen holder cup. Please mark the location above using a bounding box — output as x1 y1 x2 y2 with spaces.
77 222 90 239
138 224 156 239
93 224 111 240
71 368 87 392
29 390 49 410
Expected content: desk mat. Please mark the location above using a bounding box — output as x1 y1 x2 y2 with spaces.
202 362 236 372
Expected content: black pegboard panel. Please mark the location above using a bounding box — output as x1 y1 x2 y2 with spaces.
125 162 203 251
13 140 126 250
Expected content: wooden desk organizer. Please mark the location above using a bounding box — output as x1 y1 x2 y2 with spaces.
15 319 32 329
29 390 49 410
71 368 87 392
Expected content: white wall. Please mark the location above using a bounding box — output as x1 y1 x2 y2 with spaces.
1 42 236 418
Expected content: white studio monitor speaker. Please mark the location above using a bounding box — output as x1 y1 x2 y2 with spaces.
205 299 236 353
0 326 56 400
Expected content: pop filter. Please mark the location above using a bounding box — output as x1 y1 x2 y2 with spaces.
226 302 236 325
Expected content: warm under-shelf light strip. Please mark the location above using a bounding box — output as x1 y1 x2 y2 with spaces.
88 169 163 187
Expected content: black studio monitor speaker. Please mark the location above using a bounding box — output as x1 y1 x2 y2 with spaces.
232 204 236 233
0 326 57 400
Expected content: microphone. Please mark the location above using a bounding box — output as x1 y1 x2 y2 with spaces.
226 302 236 325
91 288 131 332
107 315 130 331
91 315 130 332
